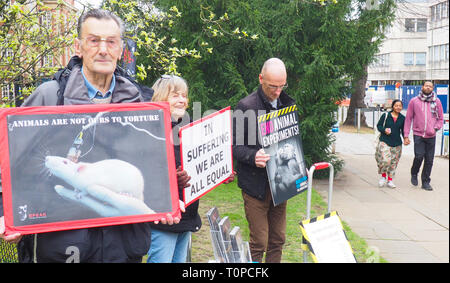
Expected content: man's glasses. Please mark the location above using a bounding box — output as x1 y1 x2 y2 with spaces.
267 83 288 91
82 36 122 50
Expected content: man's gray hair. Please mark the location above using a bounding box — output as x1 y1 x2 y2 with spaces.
77 9 125 38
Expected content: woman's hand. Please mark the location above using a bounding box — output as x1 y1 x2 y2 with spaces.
0 216 22 244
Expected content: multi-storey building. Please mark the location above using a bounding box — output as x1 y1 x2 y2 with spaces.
368 0 431 86
368 0 449 86
1 0 78 105
367 0 449 112
427 0 449 83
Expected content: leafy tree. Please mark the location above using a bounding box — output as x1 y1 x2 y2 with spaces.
106 0 396 175
151 0 348 172
102 0 206 84
341 0 396 127
0 0 78 107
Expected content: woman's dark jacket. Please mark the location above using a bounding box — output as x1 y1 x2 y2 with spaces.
377 112 406 147
149 118 202 233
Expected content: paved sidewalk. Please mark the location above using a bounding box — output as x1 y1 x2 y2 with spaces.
313 130 449 263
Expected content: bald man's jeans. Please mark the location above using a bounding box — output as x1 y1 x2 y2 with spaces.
411 135 436 185
242 187 286 263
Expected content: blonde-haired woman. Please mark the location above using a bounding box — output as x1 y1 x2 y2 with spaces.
146 75 200 263
151 75 190 121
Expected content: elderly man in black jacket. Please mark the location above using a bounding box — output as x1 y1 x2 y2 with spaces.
0 9 181 263
232 58 296 263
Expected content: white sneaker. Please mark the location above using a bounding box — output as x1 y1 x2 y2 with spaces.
378 177 386 187
386 180 396 188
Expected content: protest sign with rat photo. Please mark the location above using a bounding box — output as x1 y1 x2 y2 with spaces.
0 102 180 235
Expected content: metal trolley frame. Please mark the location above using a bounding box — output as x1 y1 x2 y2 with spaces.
303 162 334 263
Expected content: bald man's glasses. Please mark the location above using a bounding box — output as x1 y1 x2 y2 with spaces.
267 83 288 91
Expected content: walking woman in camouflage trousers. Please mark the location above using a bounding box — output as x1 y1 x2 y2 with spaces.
375 100 406 189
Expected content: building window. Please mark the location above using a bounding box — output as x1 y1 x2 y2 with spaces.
415 53 426 65
431 5 436 21
1 84 12 102
405 18 416 32
434 46 440 62
1 48 13 61
429 47 433 63
42 54 53 67
371 53 390 67
416 19 427 32
446 44 449 61
40 11 52 29
443 1 448 19
405 18 427 32
436 4 441 21
431 1 449 22
404 53 414 65
404 53 428 66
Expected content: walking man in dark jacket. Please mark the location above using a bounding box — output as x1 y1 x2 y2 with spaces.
0 9 178 263
232 58 296 263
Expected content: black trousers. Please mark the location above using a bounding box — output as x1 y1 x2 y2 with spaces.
411 135 436 185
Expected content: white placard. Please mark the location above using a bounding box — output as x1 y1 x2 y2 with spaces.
436 87 448 95
180 107 233 206
302 214 356 263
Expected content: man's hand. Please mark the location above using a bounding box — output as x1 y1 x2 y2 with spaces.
255 149 270 168
0 216 22 244
223 171 237 184
404 137 410 145
176 166 191 189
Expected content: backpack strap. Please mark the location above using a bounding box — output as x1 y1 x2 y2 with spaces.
114 65 154 102
52 56 83 106
53 68 71 106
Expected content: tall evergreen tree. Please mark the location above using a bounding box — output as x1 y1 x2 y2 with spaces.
105 0 396 175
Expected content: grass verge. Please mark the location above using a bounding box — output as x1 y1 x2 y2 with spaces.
191 181 387 263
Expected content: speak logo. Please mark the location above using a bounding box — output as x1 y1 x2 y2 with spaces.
366 0 380 10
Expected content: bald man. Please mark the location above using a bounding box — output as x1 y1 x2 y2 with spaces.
232 58 296 263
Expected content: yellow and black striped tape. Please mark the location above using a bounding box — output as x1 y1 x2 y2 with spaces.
299 211 357 263
257 105 298 123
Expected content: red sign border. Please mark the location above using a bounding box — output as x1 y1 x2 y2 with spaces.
0 102 180 235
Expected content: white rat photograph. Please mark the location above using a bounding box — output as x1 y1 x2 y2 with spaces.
5 109 175 227
45 156 155 217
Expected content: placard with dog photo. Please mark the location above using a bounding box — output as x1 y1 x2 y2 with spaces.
0 102 179 235
257 105 308 206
